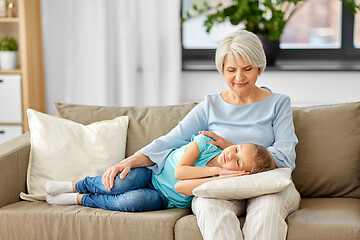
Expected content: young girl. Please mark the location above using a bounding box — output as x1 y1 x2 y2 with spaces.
45 134 275 211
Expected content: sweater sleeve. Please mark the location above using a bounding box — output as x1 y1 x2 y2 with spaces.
140 99 209 174
267 96 298 169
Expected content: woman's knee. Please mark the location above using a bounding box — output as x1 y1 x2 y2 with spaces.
192 197 245 216
247 184 300 216
192 197 221 213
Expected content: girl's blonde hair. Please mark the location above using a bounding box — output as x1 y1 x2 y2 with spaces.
215 30 267 75
250 144 276 174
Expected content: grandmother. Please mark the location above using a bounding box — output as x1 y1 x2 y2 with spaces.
102 30 300 240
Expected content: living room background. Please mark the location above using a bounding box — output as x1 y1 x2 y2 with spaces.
41 0 359 115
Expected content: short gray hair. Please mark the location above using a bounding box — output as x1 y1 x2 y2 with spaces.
215 30 267 75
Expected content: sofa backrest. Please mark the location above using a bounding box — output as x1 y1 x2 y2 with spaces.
292 102 360 198
54 102 197 157
54 101 360 199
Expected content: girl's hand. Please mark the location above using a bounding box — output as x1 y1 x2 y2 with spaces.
217 168 250 177
217 168 249 176
218 170 250 179
199 131 234 149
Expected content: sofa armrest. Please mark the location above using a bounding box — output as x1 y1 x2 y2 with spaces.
0 132 30 208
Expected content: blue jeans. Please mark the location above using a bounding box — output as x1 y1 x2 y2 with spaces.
75 167 168 212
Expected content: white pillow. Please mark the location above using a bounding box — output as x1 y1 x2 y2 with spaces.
192 168 292 200
20 109 129 201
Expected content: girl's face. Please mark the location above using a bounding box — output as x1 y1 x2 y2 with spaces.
222 54 260 95
217 143 256 172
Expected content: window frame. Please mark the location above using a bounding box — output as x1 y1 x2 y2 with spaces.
182 3 360 64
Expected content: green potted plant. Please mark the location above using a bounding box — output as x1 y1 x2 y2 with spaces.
183 0 360 64
0 36 18 70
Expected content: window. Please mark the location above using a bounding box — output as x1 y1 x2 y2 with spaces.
280 0 341 49
182 0 360 63
355 10 360 47
182 0 239 49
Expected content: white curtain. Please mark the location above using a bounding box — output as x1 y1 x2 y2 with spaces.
41 0 181 113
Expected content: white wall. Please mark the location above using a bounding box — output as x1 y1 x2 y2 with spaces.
181 71 360 107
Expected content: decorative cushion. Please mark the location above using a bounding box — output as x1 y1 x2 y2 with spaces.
53 102 197 157
20 109 129 201
292 102 360 198
192 168 292 200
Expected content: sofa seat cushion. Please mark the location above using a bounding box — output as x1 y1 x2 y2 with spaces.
286 198 360 240
0 201 191 240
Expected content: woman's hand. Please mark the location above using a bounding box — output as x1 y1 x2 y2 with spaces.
199 131 234 149
102 152 154 191
102 161 131 191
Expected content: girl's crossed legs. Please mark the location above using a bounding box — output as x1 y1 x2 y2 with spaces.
46 167 168 212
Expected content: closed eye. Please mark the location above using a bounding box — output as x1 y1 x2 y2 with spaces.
243 65 252 70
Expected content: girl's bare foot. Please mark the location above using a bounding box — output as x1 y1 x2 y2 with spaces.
77 194 85 205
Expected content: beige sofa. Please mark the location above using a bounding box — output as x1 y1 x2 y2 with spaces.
0 101 359 240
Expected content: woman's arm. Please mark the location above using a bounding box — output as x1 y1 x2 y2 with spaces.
140 101 209 174
175 140 220 180
268 96 298 169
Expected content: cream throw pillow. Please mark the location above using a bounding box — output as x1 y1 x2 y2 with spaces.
193 168 292 200
20 109 129 201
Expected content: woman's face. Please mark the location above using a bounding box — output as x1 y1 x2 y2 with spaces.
222 54 260 95
217 143 256 172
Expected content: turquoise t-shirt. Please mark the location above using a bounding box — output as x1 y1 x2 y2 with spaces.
151 134 222 208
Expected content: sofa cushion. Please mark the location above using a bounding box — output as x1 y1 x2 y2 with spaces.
54 102 197 157
21 109 128 201
286 198 360 240
0 201 191 240
292 102 360 198
192 168 292 200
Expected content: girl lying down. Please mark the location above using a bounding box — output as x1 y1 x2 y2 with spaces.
45 134 275 211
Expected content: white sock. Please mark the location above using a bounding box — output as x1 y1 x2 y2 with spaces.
46 193 79 205
45 181 74 195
